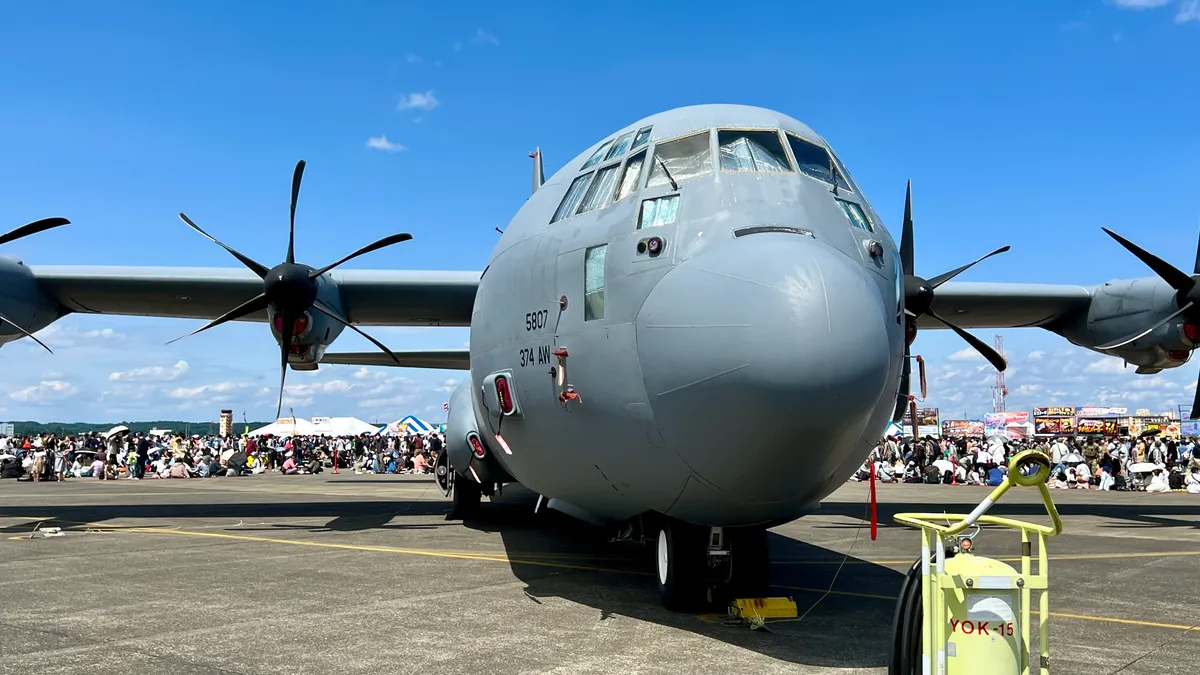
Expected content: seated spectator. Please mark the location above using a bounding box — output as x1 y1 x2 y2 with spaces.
1187 467 1200 494
1145 468 1171 493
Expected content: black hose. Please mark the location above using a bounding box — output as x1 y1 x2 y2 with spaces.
889 558 923 675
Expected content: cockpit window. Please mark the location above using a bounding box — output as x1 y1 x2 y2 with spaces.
836 198 874 233
630 126 652 151
604 131 636 161
718 130 793 173
647 131 712 189
577 163 622 214
785 133 851 192
581 141 612 170
552 172 593 223
616 150 647 202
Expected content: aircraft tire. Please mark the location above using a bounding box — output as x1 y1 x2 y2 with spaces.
727 526 771 599
450 475 481 520
655 521 707 612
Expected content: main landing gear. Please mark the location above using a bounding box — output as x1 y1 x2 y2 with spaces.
652 519 770 611
437 451 482 520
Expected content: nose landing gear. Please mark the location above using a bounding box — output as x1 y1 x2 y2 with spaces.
653 519 771 611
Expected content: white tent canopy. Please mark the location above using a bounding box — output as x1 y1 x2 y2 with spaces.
247 417 379 437
248 418 317 437
311 417 380 436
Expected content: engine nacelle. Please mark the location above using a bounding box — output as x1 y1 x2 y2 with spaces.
445 380 513 485
0 256 59 347
267 274 346 367
1054 276 1194 371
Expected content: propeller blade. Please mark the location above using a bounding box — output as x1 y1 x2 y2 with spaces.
287 160 306 265
179 213 270 278
1191 376 1200 420
166 293 269 345
276 309 296 420
311 299 400 364
0 217 70 247
0 311 52 353
1102 227 1194 293
1194 223 1200 276
1096 302 1194 351
928 309 1007 372
309 233 413 279
900 181 914 276
928 246 1011 289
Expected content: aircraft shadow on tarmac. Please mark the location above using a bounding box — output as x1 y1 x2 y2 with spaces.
0 499 453 534
464 493 901 669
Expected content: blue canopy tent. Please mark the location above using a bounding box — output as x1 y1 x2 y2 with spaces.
378 415 436 435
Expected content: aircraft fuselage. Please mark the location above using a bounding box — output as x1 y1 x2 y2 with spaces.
461 105 905 528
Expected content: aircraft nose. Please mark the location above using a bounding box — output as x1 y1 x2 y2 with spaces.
636 236 896 521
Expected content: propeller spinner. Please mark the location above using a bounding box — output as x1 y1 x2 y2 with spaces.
0 217 71 353
1097 227 1200 419
170 160 408 418
900 181 1009 372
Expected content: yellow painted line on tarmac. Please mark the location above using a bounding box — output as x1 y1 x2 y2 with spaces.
773 550 1200 566
18 524 1195 633
126 527 650 576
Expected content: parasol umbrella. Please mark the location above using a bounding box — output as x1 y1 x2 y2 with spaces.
932 459 954 474
1128 462 1158 474
1064 452 1084 463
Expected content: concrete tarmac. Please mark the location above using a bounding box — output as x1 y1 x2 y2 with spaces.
1 474 1197 674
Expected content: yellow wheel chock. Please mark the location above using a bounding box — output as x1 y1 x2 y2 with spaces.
891 450 1062 675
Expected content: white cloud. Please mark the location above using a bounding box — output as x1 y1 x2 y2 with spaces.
1085 358 1129 374
1177 0 1200 21
473 28 499 46
452 41 462 52
397 90 439 111
405 53 422 64
1109 0 1200 22
109 360 190 382
1110 0 1171 8
947 347 983 362
366 135 405 152
1027 350 1046 360
168 381 254 401
10 380 78 403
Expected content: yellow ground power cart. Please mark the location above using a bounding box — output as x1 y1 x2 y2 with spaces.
889 450 1062 675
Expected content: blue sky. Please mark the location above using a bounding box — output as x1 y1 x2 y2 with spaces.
0 1 1198 423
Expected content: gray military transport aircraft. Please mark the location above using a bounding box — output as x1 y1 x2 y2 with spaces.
2 104 1196 610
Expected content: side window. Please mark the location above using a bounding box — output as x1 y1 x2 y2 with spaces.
577 163 622 214
836 199 874 233
615 150 647 202
581 141 612 170
718 130 792 172
552 173 593 223
785 134 851 191
639 195 680 229
604 131 636 161
584 245 607 321
630 126 652 151
647 131 713 188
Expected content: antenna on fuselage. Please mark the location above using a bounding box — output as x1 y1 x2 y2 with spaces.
656 158 679 192
530 148 545 195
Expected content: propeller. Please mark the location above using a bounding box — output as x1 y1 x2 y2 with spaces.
171 160 409 418
0 217 70 353
900 181 1009 373
1097 227 1200 419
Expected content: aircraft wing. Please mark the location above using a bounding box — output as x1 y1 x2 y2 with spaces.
322 349 470 370
920 281 1094 330
28 266 480 326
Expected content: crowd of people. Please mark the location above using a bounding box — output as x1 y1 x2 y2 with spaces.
856 433 1200 494
0 429 446 481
